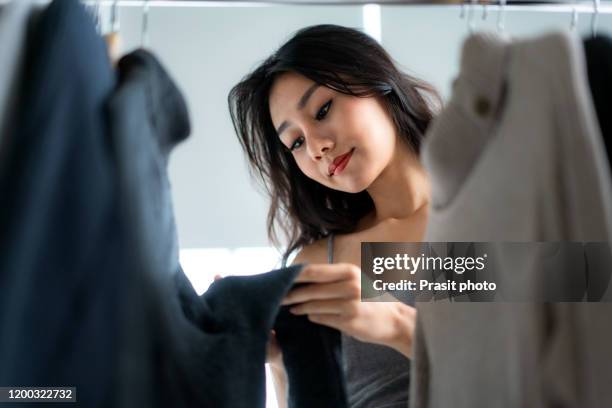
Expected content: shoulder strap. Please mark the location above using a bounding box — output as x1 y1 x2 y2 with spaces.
282 234 335 267
327 234 334 264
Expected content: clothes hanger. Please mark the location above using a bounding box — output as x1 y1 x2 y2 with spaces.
85 0 102 35
569 3 578 32
497 0 507 34
141 0 150 48
482 0 488 22
591 0 600 38
105 0 121 65
468 0 477 34
94 1 102 35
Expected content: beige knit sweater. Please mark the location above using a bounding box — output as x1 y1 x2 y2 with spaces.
412 31 612 408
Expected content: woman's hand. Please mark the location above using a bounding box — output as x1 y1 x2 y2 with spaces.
281 263 416 358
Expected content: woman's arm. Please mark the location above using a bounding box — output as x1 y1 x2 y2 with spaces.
386 302 416 358
269 362 288 408
267 330 288 408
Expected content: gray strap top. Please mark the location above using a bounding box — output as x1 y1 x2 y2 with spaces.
328 234 411 408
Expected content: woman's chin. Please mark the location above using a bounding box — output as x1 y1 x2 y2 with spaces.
332 178 370 194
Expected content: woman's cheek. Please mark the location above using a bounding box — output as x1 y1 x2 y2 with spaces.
296 158 324 183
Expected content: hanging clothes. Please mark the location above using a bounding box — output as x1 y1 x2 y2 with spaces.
412 31 612 408
107 46 190 408
0 1 349 405
0 0 35 174
584 35 612 169
0 1 119 406
108 48 349 408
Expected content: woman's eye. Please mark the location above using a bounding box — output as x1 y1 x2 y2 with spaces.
290 136 304 151
316 99 332 121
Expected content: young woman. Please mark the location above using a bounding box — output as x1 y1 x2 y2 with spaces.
228 24 439 408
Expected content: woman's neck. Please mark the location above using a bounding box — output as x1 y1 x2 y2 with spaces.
365 140 431 225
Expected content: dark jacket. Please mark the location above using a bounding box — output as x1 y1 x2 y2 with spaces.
584 35 612 170
0 1 119 406
0 1 348 405
108 48 348 408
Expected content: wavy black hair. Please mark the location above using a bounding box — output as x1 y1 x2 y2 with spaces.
228 24 440 262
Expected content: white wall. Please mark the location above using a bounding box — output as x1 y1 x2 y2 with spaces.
382 4 612 99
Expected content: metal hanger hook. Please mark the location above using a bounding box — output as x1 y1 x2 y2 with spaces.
141 0 151 47
86 0 102 34
570 5 578 31
497 0 507 33
468 0 477 34
111 0 120 33
591 0 600 38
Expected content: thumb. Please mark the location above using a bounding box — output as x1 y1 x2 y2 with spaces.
214 274 222 281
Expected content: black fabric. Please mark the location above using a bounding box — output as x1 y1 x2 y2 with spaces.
0 2 349 406
109 48 349 407
171 265 304 408
274 304 349 408
584 35 612 165
0 1 118 407
107 47 189 408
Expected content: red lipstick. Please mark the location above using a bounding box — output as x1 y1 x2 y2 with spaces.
328 148 354 176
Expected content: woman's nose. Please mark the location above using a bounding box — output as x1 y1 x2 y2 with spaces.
308 135 334 161
314 146 330 160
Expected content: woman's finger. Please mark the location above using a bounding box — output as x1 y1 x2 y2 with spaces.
289 299 357 316
294 263 359 283
281 280 360 305
307 313 344 330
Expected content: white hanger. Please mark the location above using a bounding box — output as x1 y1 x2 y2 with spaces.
497 0 507 34
111 0 120 34
570 4 578 32
591 0 600 38
86 1 102 34
468 0 477 34
141 0 150 47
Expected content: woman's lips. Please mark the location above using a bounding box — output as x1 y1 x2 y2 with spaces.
328 148 355 176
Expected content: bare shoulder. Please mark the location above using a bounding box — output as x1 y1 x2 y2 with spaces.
290 237 329 265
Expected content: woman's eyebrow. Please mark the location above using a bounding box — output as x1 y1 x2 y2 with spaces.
297 83 320 110
276 83 320 136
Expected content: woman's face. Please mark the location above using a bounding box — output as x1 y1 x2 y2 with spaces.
268 72 398 193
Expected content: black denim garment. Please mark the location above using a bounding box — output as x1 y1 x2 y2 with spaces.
109 49 349 408
0 0 118 407
0 1 348 405
275 304 349 408
107 47 191 408
584 35 612 166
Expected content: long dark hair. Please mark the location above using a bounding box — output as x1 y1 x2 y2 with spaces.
228 24 440 262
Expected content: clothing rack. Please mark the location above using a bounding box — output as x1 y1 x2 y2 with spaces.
84 0 612 12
